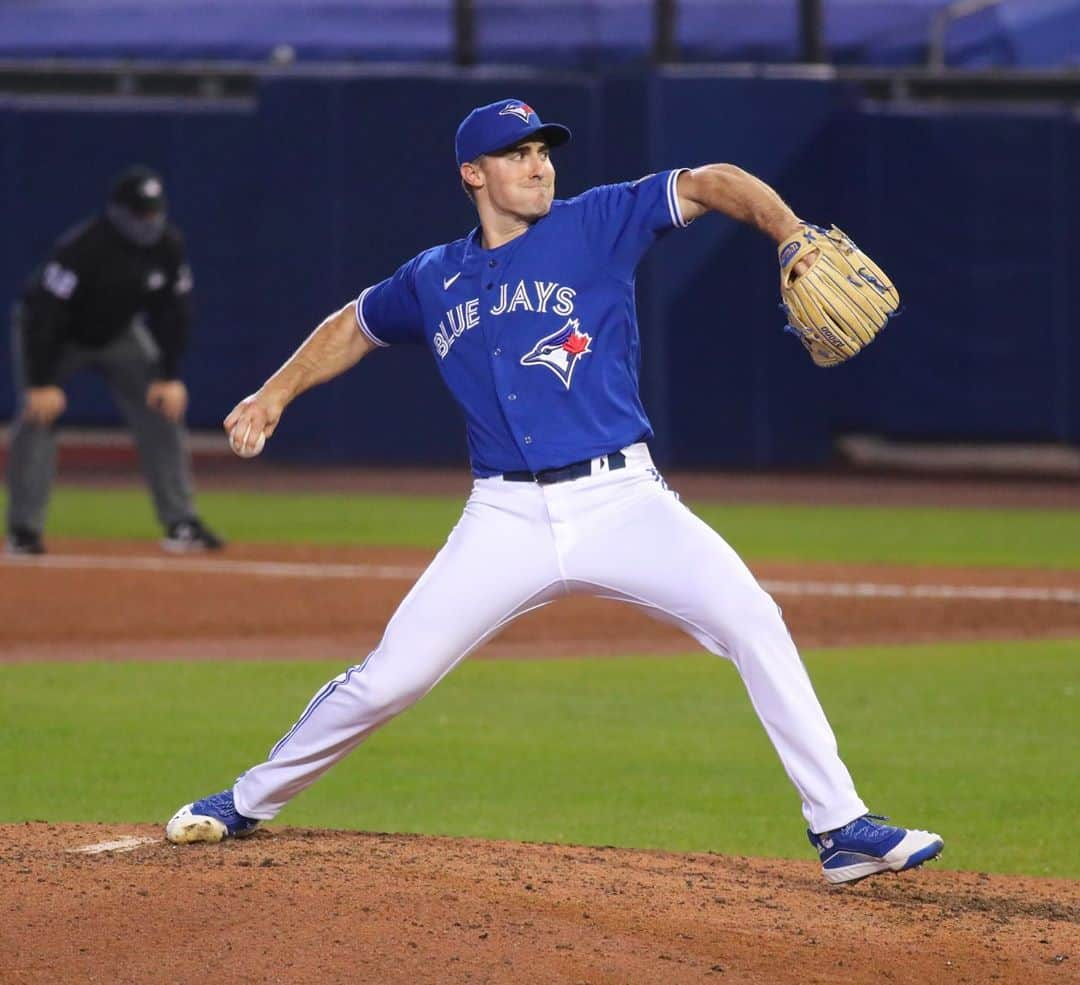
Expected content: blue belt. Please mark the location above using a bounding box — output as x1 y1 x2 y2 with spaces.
503 450 627 485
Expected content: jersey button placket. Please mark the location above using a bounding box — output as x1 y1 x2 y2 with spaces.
482 252 530 462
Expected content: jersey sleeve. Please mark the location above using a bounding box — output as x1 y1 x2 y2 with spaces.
578 169 692 274
354 255 425 347
19 233 87 385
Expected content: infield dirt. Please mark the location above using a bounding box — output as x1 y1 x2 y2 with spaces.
3 542 1080 662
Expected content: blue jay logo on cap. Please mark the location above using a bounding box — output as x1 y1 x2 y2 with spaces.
455 98 571 166
499 103 535 125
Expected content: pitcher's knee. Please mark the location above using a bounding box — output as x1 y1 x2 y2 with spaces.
722 585 791 646
351 665 436 718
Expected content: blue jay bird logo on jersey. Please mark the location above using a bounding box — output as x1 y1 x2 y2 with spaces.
499 102 535 124
520 318 592 389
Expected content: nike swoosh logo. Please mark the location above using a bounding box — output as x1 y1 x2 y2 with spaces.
443 272 462 290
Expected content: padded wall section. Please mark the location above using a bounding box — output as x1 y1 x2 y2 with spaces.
2 75 1076 467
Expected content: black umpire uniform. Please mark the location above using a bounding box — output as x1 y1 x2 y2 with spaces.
5 166 223 554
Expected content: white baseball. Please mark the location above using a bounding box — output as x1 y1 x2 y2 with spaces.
230 422 266 458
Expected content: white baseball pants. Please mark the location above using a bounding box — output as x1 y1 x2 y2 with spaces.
234 443 868 833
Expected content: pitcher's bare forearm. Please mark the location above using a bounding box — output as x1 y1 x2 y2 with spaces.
259 303 376 409
677 164 802 243
223 303 375 454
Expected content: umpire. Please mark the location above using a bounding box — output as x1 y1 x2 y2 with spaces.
4 165 223 555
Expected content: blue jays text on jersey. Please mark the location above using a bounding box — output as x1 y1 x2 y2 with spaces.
432 280 577 359
354 168 691 477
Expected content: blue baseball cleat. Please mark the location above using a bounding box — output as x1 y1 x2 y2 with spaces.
166 789 259 844
808 814 944 884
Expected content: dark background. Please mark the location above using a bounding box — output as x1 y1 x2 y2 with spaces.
1 5 1076 469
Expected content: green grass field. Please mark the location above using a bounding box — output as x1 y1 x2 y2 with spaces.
30 485 1080 568
1 641 1076 877
4 484 1078 878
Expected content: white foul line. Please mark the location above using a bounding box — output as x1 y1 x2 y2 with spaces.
760 579 1080 605
0 553 424 580
3 554 1079 604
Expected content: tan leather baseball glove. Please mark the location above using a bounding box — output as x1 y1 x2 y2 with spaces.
778 223 900 367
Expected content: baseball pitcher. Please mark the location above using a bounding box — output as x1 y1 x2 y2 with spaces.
166 99 937 885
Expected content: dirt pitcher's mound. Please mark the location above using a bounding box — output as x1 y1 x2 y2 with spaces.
2 823 1075 984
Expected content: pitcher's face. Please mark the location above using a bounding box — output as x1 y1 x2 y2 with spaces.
468 140 555 222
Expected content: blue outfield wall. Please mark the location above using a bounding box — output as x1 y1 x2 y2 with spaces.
0 72 1076 469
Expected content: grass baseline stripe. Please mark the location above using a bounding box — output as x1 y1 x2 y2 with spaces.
3 554 1079 604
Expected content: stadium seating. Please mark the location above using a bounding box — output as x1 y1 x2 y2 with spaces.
0 1 455 63
0 1 1075 69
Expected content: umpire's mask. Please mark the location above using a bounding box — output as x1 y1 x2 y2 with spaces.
107 165 168 246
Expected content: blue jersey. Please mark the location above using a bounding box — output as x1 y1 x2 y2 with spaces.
355 168 690 477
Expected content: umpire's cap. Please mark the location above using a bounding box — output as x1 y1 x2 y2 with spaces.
455 98 571 166
109 165 167 215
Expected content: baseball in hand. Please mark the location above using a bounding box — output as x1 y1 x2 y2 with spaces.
230 422 266 458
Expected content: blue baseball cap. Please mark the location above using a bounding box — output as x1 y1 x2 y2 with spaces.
455 98 571 167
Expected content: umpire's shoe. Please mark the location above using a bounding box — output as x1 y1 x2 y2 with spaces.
808 814 944 884
166 789 259 844
162 517 225 553
5 527 45 555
